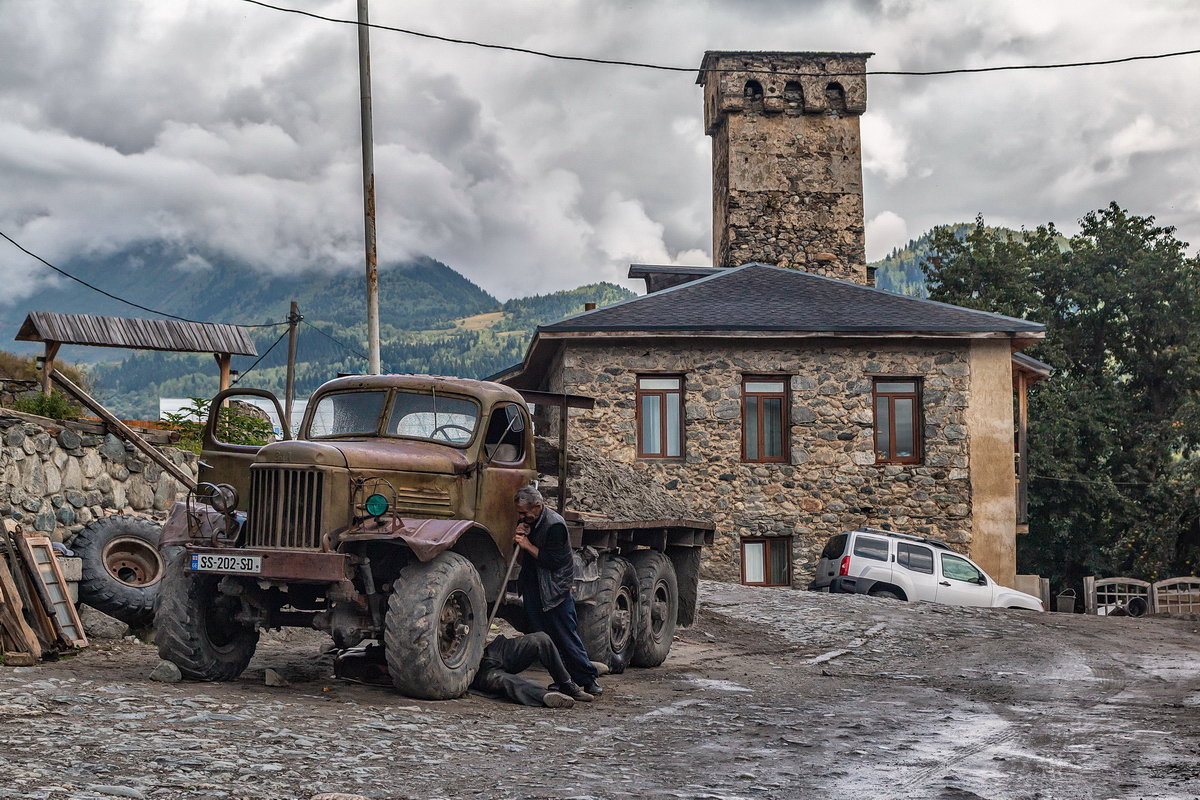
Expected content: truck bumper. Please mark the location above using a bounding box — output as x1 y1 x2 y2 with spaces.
183 546 353 583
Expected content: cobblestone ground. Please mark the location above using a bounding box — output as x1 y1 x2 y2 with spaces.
3 581 1200 799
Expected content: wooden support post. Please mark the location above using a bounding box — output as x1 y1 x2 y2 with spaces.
1016 371 1029 528
558 398 569 514
215 353 233 392
40 341 60 396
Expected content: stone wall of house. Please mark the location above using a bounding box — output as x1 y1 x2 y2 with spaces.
0 416 196 544
547 339 975 583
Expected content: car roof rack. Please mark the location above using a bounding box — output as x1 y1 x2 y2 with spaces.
853 526 955 551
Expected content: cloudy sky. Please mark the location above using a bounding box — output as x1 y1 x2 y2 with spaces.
2 0 1199 305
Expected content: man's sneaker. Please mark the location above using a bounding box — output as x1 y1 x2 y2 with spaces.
590 660 612 676
558 682 594 702
583 680 604 696
542 691 575 709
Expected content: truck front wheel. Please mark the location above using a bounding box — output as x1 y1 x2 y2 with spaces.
629 550 678 667
384 551 486 700
155 552 259 681
578 555 638 674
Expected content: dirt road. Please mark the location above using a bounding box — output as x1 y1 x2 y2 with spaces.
2 581 1199 799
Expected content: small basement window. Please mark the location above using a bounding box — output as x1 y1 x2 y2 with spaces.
742 537 792 586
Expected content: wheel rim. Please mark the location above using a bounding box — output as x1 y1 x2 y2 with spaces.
101 536 164 587
648 579 670 641
437 589 474 669
611 585 634 653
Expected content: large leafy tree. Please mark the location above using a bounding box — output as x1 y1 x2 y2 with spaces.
924 204 1200 587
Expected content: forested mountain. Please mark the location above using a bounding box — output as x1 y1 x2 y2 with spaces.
0 241 634 418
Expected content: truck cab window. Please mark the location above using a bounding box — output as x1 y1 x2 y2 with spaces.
483 403 525 463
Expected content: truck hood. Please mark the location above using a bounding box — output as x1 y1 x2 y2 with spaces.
256 438 470 475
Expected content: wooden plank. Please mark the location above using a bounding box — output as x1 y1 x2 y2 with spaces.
0 556 42 659
50 369 197 491
1 523 56 651
16 534 87 648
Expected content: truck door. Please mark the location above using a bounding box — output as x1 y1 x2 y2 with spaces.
200 388 290 512
895 542 937 602
934 552 994 607
474 402 536 548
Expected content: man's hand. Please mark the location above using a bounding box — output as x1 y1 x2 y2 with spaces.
514 522 537 556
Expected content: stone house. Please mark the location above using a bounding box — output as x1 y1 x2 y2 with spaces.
496 51 1049 586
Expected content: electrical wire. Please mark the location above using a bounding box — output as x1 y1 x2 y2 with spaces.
240 0 1200 79
230 327 290 385
0 228 288 328
301 318 369 361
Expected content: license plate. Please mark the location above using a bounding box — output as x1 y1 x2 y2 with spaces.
190 553 262 574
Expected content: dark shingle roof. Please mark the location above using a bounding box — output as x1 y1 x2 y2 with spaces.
540 263 1044 335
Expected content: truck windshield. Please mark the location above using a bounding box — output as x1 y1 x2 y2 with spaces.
387 391 479 445
308 391 388 437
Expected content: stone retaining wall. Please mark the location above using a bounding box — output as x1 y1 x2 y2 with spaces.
0 416 196 544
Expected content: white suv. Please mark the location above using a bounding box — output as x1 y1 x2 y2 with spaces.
809 528 1044 611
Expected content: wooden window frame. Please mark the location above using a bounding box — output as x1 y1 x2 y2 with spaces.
872 378 923 465
740 536 793 587
741 375 789 463
635 375 684 459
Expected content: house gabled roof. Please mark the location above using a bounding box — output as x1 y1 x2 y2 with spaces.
497 263 1046 390
542 263 1045 335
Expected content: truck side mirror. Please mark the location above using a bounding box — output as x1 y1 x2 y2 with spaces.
505 403 525 433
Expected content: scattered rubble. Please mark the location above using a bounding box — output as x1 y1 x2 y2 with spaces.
148 660 181 683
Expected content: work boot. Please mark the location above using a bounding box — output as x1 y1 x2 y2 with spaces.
582 679 604 696
590 660 612 676
557 682 594 702
542 691 575 709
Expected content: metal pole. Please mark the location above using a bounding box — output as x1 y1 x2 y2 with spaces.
357 0 381 375
285 301 299 435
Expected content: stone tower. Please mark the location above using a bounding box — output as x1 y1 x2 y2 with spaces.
699 51 872 284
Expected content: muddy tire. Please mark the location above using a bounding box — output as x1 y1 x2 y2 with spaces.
578 554 638 674
155 550 258 680
629 550 678 668
73 515 164 627
869 588 900 601
384 552 486 700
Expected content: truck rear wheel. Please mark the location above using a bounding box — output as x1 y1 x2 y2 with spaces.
578 554 638 674
629 550 678 667
155 551 259 681
384 551 486 700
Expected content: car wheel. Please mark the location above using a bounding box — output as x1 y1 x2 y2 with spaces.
869 589 900 601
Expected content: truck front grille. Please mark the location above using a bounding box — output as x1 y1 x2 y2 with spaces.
245 467 325 549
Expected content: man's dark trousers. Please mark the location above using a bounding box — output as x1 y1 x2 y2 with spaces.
471 632 574 706
524 591 597 687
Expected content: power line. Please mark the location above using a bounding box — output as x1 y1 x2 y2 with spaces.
0 228 287 328
301 318 369 362
240 0 1200 79
231 327 289 385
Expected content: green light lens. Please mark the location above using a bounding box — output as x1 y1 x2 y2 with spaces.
364 493 389 517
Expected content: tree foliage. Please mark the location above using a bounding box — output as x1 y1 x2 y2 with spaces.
924 204 1200 587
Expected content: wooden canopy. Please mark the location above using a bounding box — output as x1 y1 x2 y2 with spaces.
15 311 258 394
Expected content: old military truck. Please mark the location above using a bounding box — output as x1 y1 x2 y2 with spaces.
156 374 712 700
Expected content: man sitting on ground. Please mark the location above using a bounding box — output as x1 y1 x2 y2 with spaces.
471 631 593 709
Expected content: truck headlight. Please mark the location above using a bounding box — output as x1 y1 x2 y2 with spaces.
364 493 389 517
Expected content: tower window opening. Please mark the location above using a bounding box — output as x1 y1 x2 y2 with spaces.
743 80 764 105
783 81 803 105
825 82 847 113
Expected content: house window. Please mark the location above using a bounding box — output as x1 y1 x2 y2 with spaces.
637 376 682 458
742 377 788 462
873 378 922 464
741 537 792 586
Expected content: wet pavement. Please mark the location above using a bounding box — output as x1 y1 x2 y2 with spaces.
2 581 1199 799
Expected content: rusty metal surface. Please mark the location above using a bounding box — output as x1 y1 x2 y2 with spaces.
337 517 482 562
16 311 257 355
184 546 353 583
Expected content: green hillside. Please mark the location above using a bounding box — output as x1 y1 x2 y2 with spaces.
0 240 635 418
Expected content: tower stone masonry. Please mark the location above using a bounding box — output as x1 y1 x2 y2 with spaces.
698 51 872 284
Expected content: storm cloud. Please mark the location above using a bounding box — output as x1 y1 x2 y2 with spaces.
1 0 1198 303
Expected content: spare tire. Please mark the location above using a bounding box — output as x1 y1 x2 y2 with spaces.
73 515 164 627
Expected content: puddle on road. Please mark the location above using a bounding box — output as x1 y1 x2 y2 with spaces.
685 678 753 693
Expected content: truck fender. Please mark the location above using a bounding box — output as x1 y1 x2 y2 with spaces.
338 518 486 563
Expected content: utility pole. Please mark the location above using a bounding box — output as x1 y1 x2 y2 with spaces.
357 0 381 374
285 301 300 435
